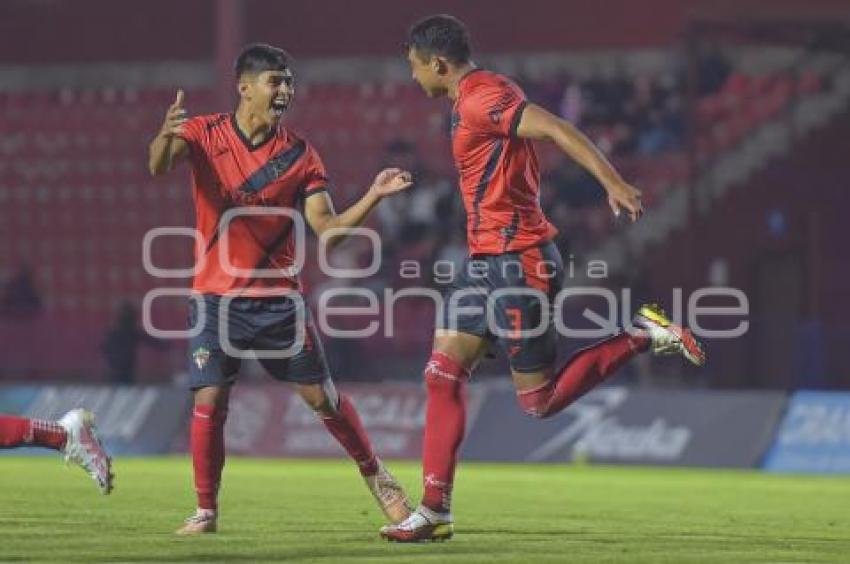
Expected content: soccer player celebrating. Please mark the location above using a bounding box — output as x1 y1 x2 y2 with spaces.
0 409 113 493
380 15 706 542
148 44 414 534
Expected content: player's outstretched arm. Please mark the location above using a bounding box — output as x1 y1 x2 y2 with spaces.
516 103 643 221
148 90 190 176
303 168 413 250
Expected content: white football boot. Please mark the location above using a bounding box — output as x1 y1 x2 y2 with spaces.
58 408 114 494
380 504 454 542
176 508 217 535
633 303 706 366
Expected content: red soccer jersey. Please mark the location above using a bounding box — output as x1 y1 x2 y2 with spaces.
178 113 328 295
451 70 557 255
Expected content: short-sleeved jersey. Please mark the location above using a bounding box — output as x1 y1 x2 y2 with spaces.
451 69 557 255
178 113 328 295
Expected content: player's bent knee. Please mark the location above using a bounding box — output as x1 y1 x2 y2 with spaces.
516 380 555 419
299 390 338 417
193 385 230 409
303 393 337 416
433 332 487 371
424 351 471 386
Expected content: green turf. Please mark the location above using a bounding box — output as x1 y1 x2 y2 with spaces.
0 457 848 562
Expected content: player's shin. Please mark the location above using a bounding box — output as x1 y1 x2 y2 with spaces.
191 404 225 511
319 394 378 476
421 352 470 514
320 394 412 523
532 332 648 417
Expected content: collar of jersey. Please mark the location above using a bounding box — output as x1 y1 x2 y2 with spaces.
230 113 276 152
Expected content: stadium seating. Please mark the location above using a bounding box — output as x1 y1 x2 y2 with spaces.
0 67 824 380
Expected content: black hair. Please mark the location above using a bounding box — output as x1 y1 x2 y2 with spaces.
406 14 472 64
234 43 293 79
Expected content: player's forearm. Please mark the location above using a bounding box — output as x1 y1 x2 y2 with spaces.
319 189 382 248
148 133 177 176
551 121 624 192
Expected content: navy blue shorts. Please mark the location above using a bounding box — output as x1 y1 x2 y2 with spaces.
438 241 564 372
187 294 330 390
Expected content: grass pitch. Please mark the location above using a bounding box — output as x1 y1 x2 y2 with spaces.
0 457 848 562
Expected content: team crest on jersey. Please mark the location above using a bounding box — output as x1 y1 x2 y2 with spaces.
489 91 517 124
192 346 211 370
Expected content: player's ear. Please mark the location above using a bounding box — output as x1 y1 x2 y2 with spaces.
433 56 449 76
237 79 251 101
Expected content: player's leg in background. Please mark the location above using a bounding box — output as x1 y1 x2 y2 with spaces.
294 378 412 523
262 303 384 479
295 378 379 475
0 414 66 450
261 298 412 524
1 411 113 494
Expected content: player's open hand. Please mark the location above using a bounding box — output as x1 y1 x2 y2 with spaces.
370 168 414 198
160 90 188 138
607 180 643 222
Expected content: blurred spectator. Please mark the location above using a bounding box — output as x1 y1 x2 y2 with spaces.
0 263 42 317
101 301 166 384
697 46 732 96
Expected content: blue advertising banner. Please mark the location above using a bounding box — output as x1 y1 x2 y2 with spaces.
463 386 787 468
763 391 850 474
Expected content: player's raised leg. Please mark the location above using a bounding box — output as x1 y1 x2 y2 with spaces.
380 331 488 542
0 410 113 494
296 379 412 524
0 414 67 450
515 304 705 419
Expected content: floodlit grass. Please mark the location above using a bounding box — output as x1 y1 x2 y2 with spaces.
1 456 848 562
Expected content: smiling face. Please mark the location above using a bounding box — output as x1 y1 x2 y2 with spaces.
238 68 294 125
407 47 447 98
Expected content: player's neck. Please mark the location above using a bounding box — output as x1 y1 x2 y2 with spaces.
447 62 478 100
233 106 277 145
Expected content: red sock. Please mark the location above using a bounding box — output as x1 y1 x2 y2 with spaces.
518 332 649 418
421 352 470 514
320 395 379 477
191 404 226 511
0 415 66 450
212 408 228 494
